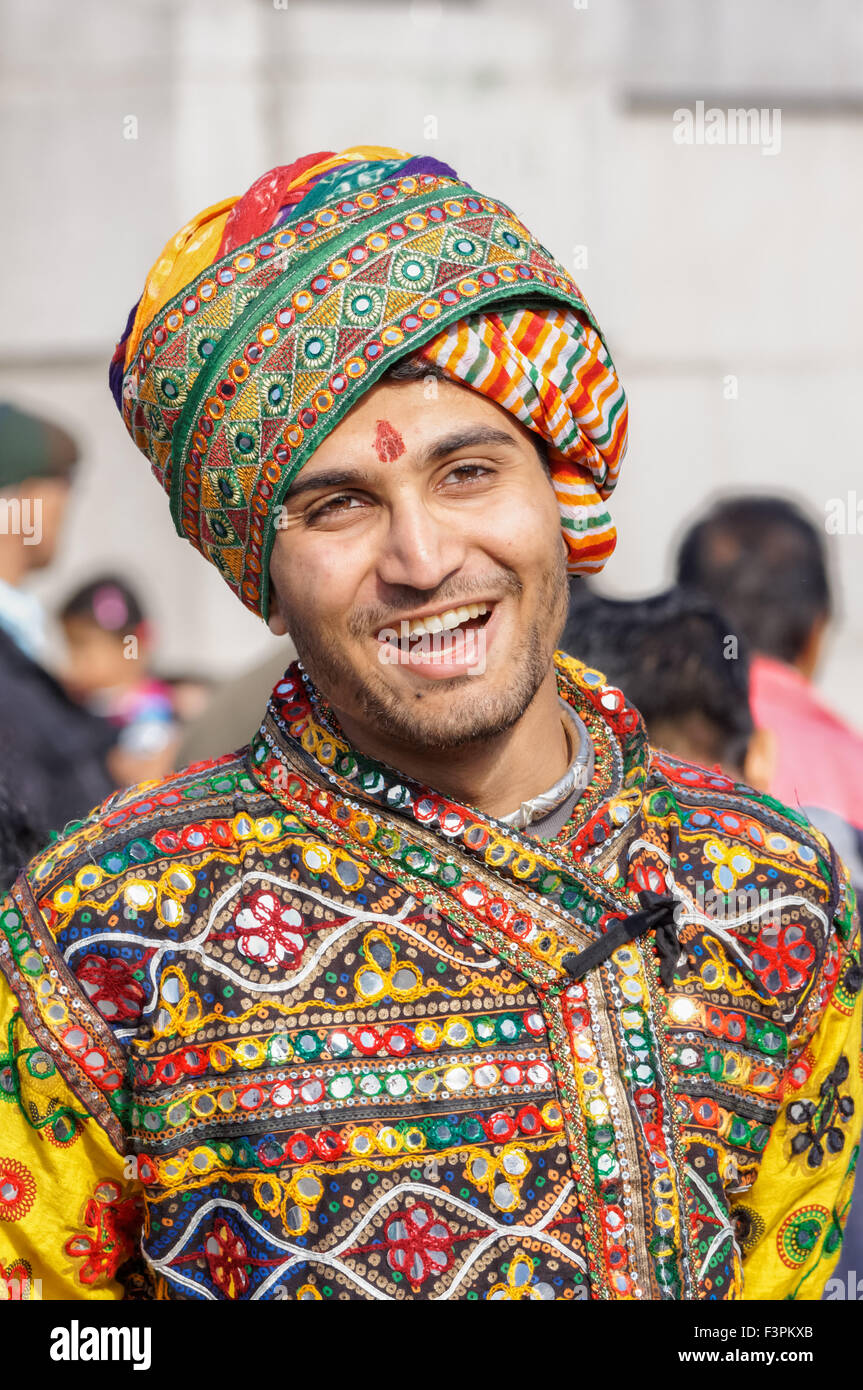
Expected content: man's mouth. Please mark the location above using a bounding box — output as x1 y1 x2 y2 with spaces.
374 601 496 676
375 601 493 644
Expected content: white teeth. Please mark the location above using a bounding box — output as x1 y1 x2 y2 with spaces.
380 600 492 640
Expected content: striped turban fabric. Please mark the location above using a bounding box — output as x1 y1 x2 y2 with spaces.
111 145 628 620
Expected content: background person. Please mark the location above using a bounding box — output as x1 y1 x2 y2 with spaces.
160 671 215 728
59 574 180 785
676 494 863 1288
676 495 863 890
562 583 773 788
0 403 115 852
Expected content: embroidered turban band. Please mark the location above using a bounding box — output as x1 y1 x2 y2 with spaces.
110 146 628 621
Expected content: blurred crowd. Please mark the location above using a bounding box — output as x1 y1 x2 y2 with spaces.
0 403 216 879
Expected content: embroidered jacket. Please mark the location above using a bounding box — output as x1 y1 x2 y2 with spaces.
1 655 860 1301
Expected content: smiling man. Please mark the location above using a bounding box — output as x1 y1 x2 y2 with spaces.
269 367 574 819
0 147 860 1302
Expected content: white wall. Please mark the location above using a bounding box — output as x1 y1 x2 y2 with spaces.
1 0 860 720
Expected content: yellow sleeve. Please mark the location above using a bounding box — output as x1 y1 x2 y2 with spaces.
739 895 863 1300
0 969 141 1301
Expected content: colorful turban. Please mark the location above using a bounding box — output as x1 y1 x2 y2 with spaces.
111 145 627 621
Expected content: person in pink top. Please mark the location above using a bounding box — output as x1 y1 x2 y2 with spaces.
676 495 863 887
676 494 863 1287
749 655 863 848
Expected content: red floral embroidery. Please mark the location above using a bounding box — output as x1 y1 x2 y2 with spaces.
205 1218 250 1299
751 923 815 993
64 1180 142 1285
628 862 666 896
0 1259 35 1300
0 1157 36 1222
234 890 306 968
76 955 146 1022
822 934 842 992
384 1200 454 1284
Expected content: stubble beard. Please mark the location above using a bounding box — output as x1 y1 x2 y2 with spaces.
283 543 570 755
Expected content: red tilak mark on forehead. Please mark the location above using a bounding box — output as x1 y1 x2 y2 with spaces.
374 419 406 463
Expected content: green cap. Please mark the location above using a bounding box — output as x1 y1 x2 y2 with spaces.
0 403 79 490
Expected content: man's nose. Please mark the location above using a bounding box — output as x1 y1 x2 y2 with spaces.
375 495 469 593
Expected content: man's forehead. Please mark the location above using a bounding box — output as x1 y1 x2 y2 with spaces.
297 379 528 475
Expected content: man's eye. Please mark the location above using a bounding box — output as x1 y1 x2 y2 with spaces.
309 494 364 520
445 463 492 484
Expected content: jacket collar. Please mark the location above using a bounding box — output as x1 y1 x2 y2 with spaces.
247 653 652 968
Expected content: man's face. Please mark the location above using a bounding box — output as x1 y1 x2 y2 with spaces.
268 377 569 752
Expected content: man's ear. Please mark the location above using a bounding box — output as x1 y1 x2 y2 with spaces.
267 570 288 635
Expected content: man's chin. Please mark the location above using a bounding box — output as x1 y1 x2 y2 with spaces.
351 659 539 752
293 610 556 756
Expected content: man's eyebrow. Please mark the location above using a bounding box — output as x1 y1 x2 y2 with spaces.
285 467 373 502
419 425 520 465
284 425 520 502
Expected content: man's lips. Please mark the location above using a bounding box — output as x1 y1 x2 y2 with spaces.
374 602 500 679
374 599 496 643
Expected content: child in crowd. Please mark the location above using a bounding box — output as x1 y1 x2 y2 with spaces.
59 576 179 782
